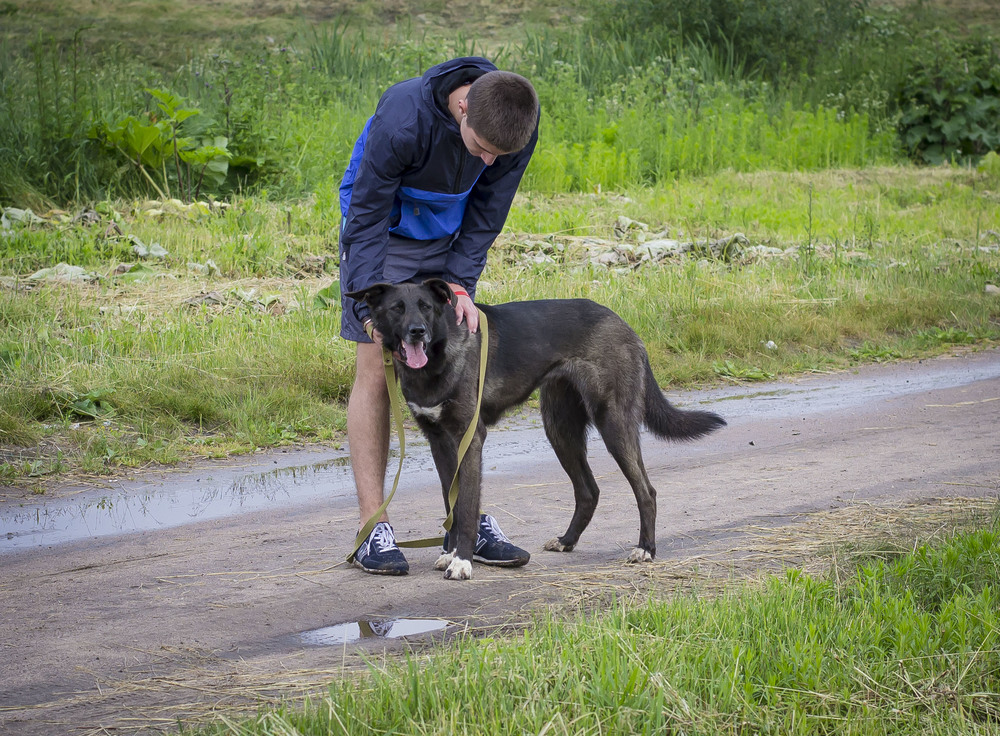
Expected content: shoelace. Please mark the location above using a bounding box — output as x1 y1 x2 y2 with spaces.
479 515 511 543
370 523 398 553
444 517 512 552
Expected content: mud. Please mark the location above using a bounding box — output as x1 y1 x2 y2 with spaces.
1 348 999 734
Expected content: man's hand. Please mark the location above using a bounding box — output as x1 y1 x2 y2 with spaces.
363 318 384 345
447 282 478 333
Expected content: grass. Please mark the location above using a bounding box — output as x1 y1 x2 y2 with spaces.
2 2 998 734
183 501 1000 735
2 165 998 482
0 0 914 207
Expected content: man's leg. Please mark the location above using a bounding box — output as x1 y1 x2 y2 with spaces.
347 341 409 574
348 341 390 525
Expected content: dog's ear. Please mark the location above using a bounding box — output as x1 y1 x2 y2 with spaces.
423 278 454 305
345 283 390 308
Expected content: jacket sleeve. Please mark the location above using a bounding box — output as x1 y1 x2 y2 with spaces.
339 115 413 306
443 124 538 292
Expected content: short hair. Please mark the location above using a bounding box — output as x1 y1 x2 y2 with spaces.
464 71 539 154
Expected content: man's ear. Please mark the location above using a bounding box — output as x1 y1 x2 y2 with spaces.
345 283 390 308
423 278 454 305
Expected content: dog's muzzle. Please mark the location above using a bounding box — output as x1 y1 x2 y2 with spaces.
397 324 428 369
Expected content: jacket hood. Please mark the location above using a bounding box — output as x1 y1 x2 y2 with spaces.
420 56 498 127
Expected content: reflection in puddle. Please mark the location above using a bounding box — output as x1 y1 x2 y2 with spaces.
5 352 998 554
704 389 798 403
300 618 450 646
0 455 360 553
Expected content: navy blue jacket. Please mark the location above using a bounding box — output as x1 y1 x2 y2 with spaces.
339 57 538 315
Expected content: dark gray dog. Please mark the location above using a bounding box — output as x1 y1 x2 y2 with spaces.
346 279 726 580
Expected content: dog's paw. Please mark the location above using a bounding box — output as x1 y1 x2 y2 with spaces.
434 552 454 571
626 547 654 564
443 556 473 580
544 538 575 552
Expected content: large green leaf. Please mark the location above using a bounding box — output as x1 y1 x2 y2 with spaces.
125 121 167 166
146 88 183 117
314 282 340 310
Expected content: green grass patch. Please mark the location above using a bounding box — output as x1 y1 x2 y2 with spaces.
2 165 998 480
1 1 908 207
190 507 1000 735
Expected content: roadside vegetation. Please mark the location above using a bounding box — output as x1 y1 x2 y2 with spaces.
186 503 1000 735
1 0 999 486
2 2 999 734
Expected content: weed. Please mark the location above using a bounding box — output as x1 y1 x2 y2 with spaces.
850 342 903 363
1 8 905 205
712 360 775 382
915 326 980 347
195 513 1000 735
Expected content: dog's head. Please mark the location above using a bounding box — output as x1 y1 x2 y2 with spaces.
345 279 454 370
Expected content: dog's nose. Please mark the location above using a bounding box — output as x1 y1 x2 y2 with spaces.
407 324 426 340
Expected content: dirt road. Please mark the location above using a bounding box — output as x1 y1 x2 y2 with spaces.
2 349 999 734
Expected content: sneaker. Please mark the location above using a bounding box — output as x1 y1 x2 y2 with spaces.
359 619 395 638
353 522 409 575
443 514 530 567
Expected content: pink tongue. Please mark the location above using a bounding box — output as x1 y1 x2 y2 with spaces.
404 341 428 369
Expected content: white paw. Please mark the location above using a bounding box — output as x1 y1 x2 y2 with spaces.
544 538 573 552
434 552 454 571
444 556 473 580
626 547 654 564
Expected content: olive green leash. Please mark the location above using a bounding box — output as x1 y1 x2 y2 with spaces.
347 309 489 562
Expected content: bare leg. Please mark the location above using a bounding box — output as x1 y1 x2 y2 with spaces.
348 342 390 527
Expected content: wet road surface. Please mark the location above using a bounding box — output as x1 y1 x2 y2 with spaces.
1 348 998 734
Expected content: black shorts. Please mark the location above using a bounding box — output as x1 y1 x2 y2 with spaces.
339 233 456 343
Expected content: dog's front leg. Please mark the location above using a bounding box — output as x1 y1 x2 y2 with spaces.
442 427 485 581
426 428 464 574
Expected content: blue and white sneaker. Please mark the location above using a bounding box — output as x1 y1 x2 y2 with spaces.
443 514 530 567
353 522 409 575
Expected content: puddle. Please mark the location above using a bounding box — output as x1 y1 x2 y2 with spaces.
3 350 999 554
689 357 1000 421
0 453 362 553
703 388 801 403
300 618 451 646
0 418 547 554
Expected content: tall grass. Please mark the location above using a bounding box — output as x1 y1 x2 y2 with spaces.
0 280 351 474
2 165 997 477
191 510 1000 735
526 100 894 192
2 17 903 208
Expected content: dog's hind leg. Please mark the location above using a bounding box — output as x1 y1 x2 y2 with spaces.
594 412 658 563
540 380 602 554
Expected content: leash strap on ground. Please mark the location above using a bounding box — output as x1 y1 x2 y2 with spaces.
347 309 489 562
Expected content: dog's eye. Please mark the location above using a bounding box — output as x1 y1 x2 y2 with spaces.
388 301 405 313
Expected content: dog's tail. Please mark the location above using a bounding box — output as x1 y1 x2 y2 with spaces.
643 360 726 440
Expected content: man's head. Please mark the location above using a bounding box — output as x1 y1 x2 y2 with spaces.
457 71 538 164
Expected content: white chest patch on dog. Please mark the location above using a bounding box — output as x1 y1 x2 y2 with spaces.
407 401 444 421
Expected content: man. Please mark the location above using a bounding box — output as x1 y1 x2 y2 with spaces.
338 57 539 575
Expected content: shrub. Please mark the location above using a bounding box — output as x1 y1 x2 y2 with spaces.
588 0 870 80
897 34 1000 165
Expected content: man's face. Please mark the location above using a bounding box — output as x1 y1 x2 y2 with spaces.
458 100 507 165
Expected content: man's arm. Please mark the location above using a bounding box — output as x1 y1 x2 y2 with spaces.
340 117 412 320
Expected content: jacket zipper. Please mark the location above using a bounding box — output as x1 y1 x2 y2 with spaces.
453 146 466 194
